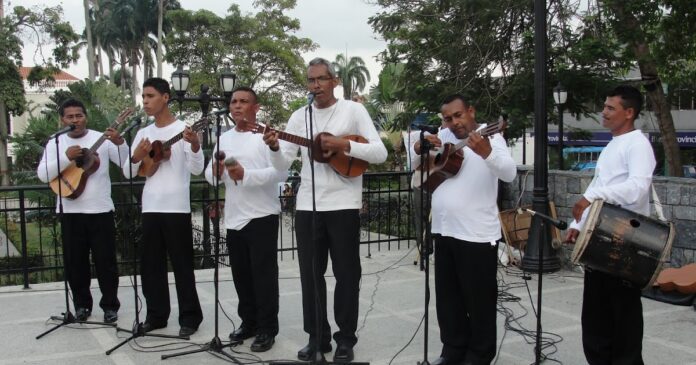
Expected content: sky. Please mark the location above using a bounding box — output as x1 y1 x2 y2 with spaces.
16 0 388 91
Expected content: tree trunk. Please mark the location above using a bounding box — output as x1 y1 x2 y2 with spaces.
131 49 139 102
83 0 96 80
157 0 164 78
605 1 683 177
0 101 11 185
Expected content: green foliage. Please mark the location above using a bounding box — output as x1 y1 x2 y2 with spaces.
164 0 316 124
368 0 659 140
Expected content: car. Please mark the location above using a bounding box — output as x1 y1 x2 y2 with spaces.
570 160 597 172
684 165 696 178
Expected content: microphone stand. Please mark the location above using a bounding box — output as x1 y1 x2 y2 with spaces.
107 118 188 355
521 209 566 364
37 127 116 340
417 130 434 365
162 112 242 363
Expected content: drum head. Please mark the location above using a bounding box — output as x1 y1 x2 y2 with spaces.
570 200 604 265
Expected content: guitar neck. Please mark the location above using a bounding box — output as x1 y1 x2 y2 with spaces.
275 130 312 147
163 132 185 149
88 120 122 154
448 121 503 155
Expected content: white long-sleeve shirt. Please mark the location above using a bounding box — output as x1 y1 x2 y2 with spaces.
430 126 517 242
204 129 284 230
37 130 129 213
270 99 388 211
570 129 655 230
122 120 204 213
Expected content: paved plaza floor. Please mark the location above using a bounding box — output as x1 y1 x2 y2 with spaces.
1 246 695 365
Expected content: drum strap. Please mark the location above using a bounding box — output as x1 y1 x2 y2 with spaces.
651 184 667 222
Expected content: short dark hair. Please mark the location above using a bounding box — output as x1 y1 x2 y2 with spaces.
441 94 471 108
231 86 258 103
607 85 643 119
58 98 86 117
143 77 171 97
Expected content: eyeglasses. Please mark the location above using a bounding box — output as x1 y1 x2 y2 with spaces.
307 76 334 85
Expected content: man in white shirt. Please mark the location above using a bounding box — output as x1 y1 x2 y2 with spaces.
204 87 285 352
263 57 387 362
565 85 655 365
37 98 129 323
414 95 516 365
124 78 204 337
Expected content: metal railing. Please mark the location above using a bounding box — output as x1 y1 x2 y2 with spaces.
0 172 416 288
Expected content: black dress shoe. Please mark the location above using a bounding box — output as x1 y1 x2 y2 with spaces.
141 321 167 332
75 307 91 321
432 357 449 365
297 342 332 361
333 343 354 363
179 326 197 337
103 310 118 323
229 326 255 342
250 333 275 352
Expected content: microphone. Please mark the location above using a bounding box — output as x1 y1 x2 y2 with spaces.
49 125 76 139
517 207 568 230
307 92 315 104
411 124 439 134
213 108 229 116
120 116 142 136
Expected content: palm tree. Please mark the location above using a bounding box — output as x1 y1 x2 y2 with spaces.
83 0 97 80
332 54 371 100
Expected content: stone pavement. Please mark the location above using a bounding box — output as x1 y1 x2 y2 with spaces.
1 246 695 365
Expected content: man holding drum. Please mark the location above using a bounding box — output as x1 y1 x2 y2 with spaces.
565 85 655 365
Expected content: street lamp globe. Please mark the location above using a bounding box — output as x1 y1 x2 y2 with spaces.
171 66 190 94
218 68 237 95
553 82 567 105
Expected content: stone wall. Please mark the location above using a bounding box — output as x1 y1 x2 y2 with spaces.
500 166 696 266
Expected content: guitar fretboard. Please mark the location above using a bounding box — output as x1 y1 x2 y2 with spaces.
448 121 504 156
88 119 123 154
162 119 208 149
274 130 312 147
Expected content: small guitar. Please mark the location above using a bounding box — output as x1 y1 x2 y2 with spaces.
49 108 134 199
656 263 696 294
251 122 368 178
411 121 506 192
137 117 209 177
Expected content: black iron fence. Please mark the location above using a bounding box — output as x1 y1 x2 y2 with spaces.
0 172 416 288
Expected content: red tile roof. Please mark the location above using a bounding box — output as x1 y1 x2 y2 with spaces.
19 67 79 81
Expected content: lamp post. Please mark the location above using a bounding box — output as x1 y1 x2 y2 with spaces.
170 65 236 139
169 65 235 269
553 82 568 170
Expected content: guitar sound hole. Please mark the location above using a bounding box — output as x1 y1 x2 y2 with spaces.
630 219 640 228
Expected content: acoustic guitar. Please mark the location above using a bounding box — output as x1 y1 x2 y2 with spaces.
411 121 506 193
49 108 134 199
137 117 209 177
251 122 368 178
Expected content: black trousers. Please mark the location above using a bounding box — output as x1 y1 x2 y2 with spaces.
434 236 498 364
582 269 644 365
140 213 203 328
61 212 120 312
295 209 361 347
226 214 279 336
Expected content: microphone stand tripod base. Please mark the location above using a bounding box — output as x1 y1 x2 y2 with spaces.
160 335 241 362
105 322 190 355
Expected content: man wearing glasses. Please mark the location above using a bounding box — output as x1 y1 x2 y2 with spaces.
263 57 387 362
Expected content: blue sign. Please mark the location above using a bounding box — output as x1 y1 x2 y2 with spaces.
542 132 696 147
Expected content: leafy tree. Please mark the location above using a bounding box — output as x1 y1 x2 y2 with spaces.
595 0 696 176
333 54 371 100
0 5 80 185
164 0 316 124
